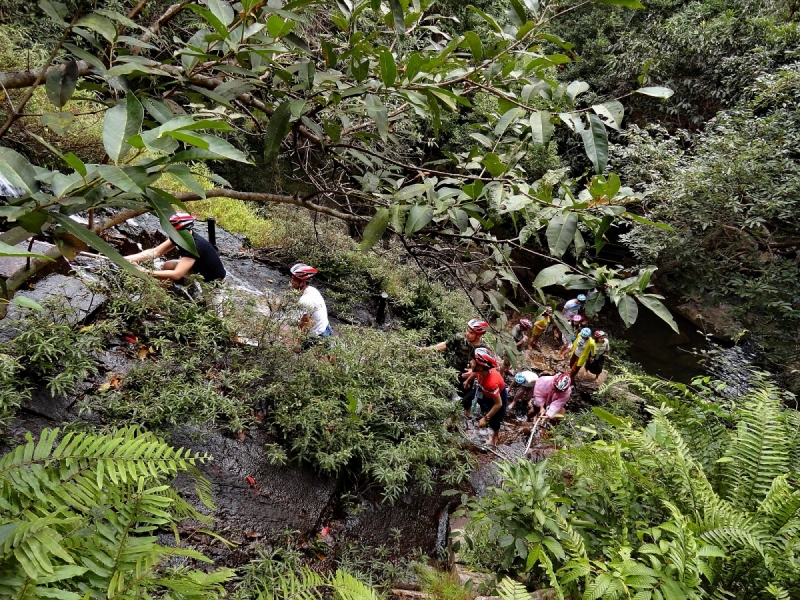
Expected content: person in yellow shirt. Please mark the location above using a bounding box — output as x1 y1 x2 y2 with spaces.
529 307 552 349
569 327 596 379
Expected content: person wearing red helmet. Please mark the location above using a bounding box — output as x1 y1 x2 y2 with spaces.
421 318 488 414
289 263 332 348
124 212 226 282
472 347 507 446
510 318 533 350
586 330 610 379
529 307 552 349
529 372 572 421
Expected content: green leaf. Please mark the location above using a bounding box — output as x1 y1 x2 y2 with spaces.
405 205 433 235
463 31 482 61
75 13 117 42
63 153 86 177
365 94 389 141
97 165 148 193
0 240 54 261
146 189 198 256
482 153 506 177
618 295 639 328
42 112 75 136
584 291 605 318
39 0 68 24
592 100 625 130
103 95 143 163
388 0 405 34
264 101 292 162
624 212 674 231
13 296 46 311
580 114 608 174
495 108 524 137
49 214 147 279
359 208 390 251
592 407 626 428
165 165 206 198
529 111 553 145
635 86 674 99
546 212 578 258
208 0 235 26
595 0 644 7
0 147 39 195
637 295 679 333
45 61 79 109
379 47 397 87
532 264 570 289
566 81 589 101
190 134 250 162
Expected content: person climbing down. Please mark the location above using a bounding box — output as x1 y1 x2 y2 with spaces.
510 318 533 350
586 330 610 379
562 294 587 320
569 327 596 379
421 318 488 417
290 263 332 349
472 347 507 446
559 314 585 359
508 370 538 412
125 213 226 282
529 372 572 422
529 307 552 349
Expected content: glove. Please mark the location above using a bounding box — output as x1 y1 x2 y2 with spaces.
479 418 488 428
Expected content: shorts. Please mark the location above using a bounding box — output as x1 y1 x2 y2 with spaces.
300 325 333 350
461 386 476 413
477 388 507 432
512 386 536 409
586 355 605 375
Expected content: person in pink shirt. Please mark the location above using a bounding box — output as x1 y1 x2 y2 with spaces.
528 372 572 421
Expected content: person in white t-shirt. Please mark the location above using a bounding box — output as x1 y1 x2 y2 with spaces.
289 263 332 348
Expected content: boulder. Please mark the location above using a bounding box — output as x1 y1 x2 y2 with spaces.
675 301 746 342
0 240 56 278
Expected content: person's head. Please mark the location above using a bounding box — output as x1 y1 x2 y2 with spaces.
169 212 196 231
577 294 587 303
580 327 592 339
465 318 489 342
570 314 583 326
515 371 538 385
473 347 499 372
290 263 318 289
519 318 532 331
593 330 606 340
544 307 553 316
554 372 571 391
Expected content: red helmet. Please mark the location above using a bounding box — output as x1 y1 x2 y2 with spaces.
593 330 606 339
473 347 499 369
554 372 571 391
290 263 318 281
519 318 532 330
169 212 196 231
467 318 489 334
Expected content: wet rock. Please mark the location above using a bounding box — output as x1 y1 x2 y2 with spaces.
388 591 431 600
675 301 746 342
170 426 337 540
20 389 77 422
454 565 494 590
97 347 138 376
0 240 56 278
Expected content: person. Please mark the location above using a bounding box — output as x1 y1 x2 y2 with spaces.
125 213 226 282
421 318 488 417
508 370 538 411
472 347 507 446
289 263 332 348
529 308 552 349
510 318 533 350
559 314 585 359
562 294 587 320
586 330 610 379
529 372 572 422
569 327 596 379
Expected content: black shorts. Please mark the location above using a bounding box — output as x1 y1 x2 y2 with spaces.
461 386 476 412
477 388 507 432
586 355 605 375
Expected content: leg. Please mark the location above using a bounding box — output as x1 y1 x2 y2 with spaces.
461 387 475 418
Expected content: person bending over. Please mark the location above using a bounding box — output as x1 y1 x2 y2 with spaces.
508 370 538 411
510 318 533 350
289 263 332 348
529 372 572 422
472 347 507 446
125 213 226 282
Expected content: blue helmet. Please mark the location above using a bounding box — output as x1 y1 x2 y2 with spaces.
515 373 526 385
577 294 587 302
580 327 592 338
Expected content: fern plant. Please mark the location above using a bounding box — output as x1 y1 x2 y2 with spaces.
461 373 800 599
0 427 234 599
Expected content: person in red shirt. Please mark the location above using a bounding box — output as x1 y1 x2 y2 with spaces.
472 347 507 446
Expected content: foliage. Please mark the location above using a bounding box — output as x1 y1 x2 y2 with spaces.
0 353 26 430
0 426 234 599
460 371 800 599
235 563 380 600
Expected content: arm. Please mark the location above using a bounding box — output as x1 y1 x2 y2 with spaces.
125 240 175 263
419 341 447 352
147 256 196 281
479 392 503 426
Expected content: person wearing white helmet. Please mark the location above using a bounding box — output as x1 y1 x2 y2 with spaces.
290 263 332 348
530 307 552 349
508 370 538 412
569 327 596 379
529 372 572 421
124 213 226 282
510 318 533 350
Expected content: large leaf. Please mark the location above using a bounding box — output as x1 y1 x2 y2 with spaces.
635 86 674 99
592 100 624 130
45 61 79 109
494 108 524 137
637 295 679 333
103 95 143 163
49 214 147 279
97 165 148 193
359 208 390 252
584 291 605 318
546 212 578 258
579 114 608 174
75 14 117 41
0 147 39 195
405 205 433 235
264 101 292 161
365 95 389 141
388 0 405 34
532 264 570 289
529 111 553 145
595 0 644 7
0 240 54 261
617 295 639 328
146 189 198 257
12 296 46 311
378 47 397 87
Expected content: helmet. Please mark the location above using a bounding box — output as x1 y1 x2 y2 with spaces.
554 373 571 391
580 328 592 338
467 318 489 334
593 330 606 339
473 347 499 369
514 373 527 385
577 294 587 302
544 307 553 315
519 318 532 330
290 263 318 281
571 314 583 324
515 371 538 385
169 212 196 231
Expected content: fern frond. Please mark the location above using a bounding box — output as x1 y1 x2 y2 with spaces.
498 576 530 600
